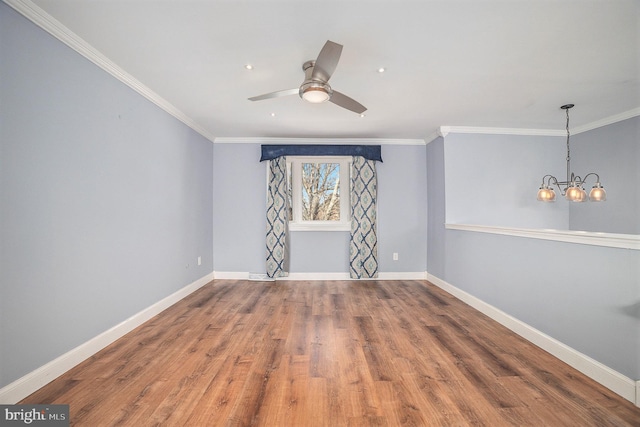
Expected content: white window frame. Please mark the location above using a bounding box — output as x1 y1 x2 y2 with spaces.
287 156 351 232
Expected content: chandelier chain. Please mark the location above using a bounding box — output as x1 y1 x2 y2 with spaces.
565 106 571 183
536 103 606 202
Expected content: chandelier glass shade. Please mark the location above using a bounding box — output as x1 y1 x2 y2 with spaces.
537 104 606 203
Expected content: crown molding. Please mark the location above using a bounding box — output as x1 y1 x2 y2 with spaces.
439 126 565 137
3 0 217 143
436 108 640 139
213 137 425 145
572 107 640 134
424 130 444 145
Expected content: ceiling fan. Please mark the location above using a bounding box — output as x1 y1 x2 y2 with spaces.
248 40 367 114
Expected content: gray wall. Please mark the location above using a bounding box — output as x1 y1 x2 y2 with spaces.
212 143 266 273
444 118 640 235
442 231 639 379
444 133 568 229
3 0 637 397
569 116 639 234
212 142 427 275
377 145 428 272
0 4 214 388
426 137 446 278
428 128 640 379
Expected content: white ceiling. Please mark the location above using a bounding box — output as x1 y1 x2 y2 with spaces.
23 0 640 140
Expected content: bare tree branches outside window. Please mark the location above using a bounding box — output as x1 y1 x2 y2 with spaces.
301 162 340 221
284 157 350 229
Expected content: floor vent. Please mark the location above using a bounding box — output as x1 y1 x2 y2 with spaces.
248 273 273 281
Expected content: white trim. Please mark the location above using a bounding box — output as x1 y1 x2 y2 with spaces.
439 126 564 137
2 0 216 143
287 156 351 231
377 271 427 280
222 109 640 146
213 271 252 280
445 223 640 250
213 137 425 146
426 273 639 405
572 108 640 134
0 272 214 404
288 223 351 232
636 380 640 407
424 131 441 145
213 271 427 281
278 272 351 281
248 273 275 281
437 109 640 138
279 272 427 281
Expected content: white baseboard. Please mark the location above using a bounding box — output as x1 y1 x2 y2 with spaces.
213 271 427 281
426 273 639 406
0 272 214 404
279 272 351 281
378 271 428 280
213 271 254 280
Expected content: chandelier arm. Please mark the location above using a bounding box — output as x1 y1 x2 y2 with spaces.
541 175 567 195
550 178 566 196
581 172 601 184
540 174 556 186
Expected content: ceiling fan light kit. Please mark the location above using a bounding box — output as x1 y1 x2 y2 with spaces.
300 82 332 104
537 104 606 203
249 40 367 114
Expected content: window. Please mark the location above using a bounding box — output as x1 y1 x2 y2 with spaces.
287 156 351 231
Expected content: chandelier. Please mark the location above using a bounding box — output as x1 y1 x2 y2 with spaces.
537 104 606 202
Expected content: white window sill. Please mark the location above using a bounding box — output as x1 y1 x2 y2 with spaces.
445 223 640 250
289 222 351 232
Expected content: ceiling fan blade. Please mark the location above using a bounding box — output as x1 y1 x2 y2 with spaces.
248 88 298 101
311 40 343 82
329 90 367 114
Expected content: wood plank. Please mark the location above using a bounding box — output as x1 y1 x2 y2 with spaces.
20 279 640 426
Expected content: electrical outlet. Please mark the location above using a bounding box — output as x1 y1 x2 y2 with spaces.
393 252 399 261
197 256 202 266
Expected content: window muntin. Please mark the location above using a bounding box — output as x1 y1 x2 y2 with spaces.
287 156 351 231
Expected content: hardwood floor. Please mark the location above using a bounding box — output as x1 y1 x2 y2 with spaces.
22 280 640 426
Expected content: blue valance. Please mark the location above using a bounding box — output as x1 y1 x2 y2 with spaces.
260 145 382 162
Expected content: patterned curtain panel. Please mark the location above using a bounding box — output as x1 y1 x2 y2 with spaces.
266 157 289 278
350 156 378 279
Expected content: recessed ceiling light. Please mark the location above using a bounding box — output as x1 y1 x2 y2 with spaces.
377 67 386 73
270 112 276 117
245 64 254 70
360 113 366 118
